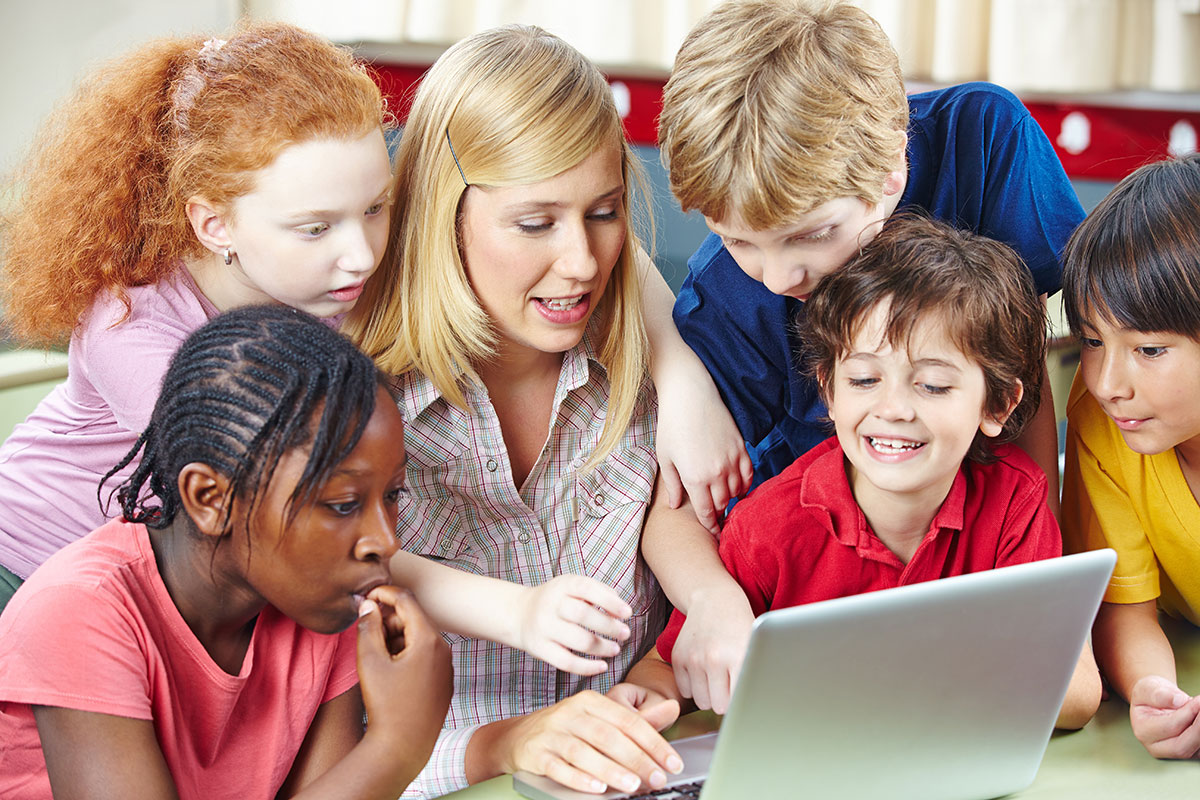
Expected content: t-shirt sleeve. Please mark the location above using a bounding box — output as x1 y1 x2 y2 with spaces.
0 582 153 719
320 627 361 704
994 473 1062 568
79 318 184 433
1061 393 1160 604
672 235 794 445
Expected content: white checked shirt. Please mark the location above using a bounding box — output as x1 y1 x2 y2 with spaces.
395 334 667 798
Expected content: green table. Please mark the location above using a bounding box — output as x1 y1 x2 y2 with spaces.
444 616 1200 799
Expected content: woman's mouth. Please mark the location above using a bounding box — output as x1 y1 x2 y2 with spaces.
534 294 591 323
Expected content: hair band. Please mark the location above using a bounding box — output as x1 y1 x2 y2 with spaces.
445 128 469 187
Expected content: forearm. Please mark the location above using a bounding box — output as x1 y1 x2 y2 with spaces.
464 716 523 785
637 251 694 384
641 483 743 613
1093 600 1178 700
1055 643 1102 730
389 550 519 644
289 728 426 800
1014 362 1060 519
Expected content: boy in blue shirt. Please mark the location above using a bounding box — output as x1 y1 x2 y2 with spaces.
643 0 1084 713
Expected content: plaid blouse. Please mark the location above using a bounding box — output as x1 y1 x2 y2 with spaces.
396 335 667 798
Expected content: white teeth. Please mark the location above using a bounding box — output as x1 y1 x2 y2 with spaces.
541 296 583 310
868 436 924 454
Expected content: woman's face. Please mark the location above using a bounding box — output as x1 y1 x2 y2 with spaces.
220 129 393 318
457 144 627 361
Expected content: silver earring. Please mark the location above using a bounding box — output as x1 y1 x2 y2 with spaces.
223 247 233 266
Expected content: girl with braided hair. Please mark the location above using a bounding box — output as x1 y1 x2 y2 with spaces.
0 305 452 799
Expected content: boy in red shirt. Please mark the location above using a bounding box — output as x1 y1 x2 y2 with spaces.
629 215 1101 729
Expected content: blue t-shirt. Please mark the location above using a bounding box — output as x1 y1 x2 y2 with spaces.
673 82 1085 489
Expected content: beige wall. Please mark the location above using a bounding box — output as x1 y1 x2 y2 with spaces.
1 0 238 178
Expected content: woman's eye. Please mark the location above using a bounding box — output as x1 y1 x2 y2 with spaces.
299 222 330 237
588 206 620 222
365 202 386 216
517 221 553 234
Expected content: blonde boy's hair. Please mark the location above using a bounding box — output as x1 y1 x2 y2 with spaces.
660 0 908 229
346 24 650 469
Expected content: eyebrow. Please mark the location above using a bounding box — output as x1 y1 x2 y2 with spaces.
504 185 624 214
280 186 393 221
841 353 963 372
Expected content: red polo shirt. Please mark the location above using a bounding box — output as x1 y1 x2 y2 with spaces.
657 437 1062 662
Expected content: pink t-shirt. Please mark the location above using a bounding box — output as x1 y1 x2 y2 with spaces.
0 518 359 800
0 271 217 578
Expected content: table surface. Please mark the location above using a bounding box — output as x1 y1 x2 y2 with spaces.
443 615 1200 799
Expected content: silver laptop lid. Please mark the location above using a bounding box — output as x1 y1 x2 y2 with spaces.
702 548 1116 800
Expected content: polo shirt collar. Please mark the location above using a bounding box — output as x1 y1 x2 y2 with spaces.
800 439 969 553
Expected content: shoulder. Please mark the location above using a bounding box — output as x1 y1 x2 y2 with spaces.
725 439 838 542
908 81 1029 126
78 271 211 344
966 443 1048 505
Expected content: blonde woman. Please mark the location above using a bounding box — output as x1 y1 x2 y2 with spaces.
346 25 733 798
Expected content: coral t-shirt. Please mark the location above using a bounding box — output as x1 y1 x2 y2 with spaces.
0 519 359 800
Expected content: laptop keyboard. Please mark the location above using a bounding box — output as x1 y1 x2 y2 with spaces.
622 780 705 799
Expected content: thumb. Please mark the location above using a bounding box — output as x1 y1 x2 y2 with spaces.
355 598 387 674
639 697 681 731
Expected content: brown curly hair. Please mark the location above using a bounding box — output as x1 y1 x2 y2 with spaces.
1 20 389 347
801 214 1046 463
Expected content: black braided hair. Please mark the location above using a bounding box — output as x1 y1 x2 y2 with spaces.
101 304 391 535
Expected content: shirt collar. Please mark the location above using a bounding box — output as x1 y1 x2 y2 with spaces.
800 438 968 552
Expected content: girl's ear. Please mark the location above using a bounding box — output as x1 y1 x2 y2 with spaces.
980 379 1025 438
176 462 233 539
185 196 233 259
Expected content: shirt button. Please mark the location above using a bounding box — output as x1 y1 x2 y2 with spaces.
486 458 498 472
594 492 606 506
518 532 531 544
439 540 450 553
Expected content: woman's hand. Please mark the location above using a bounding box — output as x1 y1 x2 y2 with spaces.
497 690 683 795
515 575 633 675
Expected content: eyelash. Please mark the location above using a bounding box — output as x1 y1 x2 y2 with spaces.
516 208 620 234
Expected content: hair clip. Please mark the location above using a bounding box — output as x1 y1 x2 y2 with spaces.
445 129 469 187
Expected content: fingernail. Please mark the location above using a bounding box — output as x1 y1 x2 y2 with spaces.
589 780 606 793
649 769 667 788
621 774 640 792
667 754 684 773
358 598 377 617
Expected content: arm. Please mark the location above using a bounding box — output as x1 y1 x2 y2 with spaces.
640 473 754 714
1013 356 1060 520
1093 600 1200 758
35 708 178 800
1055 643 1102 730
638 251 752 531
620 647 688 709
389 549 631 675
281 586 454 799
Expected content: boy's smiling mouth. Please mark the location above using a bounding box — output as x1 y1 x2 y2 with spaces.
866 435 926 455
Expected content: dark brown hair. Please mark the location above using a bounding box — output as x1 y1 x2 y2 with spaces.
801 214 1045 463
1062 154 1200 338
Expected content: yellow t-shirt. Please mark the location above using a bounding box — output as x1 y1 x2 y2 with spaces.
1062 372 1200 623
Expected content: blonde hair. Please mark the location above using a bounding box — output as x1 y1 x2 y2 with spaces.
1 20 388 347
346 24 650 468
660 0 908 229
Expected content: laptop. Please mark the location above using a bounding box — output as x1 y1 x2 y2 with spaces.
514 549 1116 800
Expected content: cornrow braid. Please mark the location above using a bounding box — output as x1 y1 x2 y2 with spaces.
101 305 390 536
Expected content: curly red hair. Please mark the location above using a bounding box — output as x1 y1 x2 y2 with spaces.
1 20 389 346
